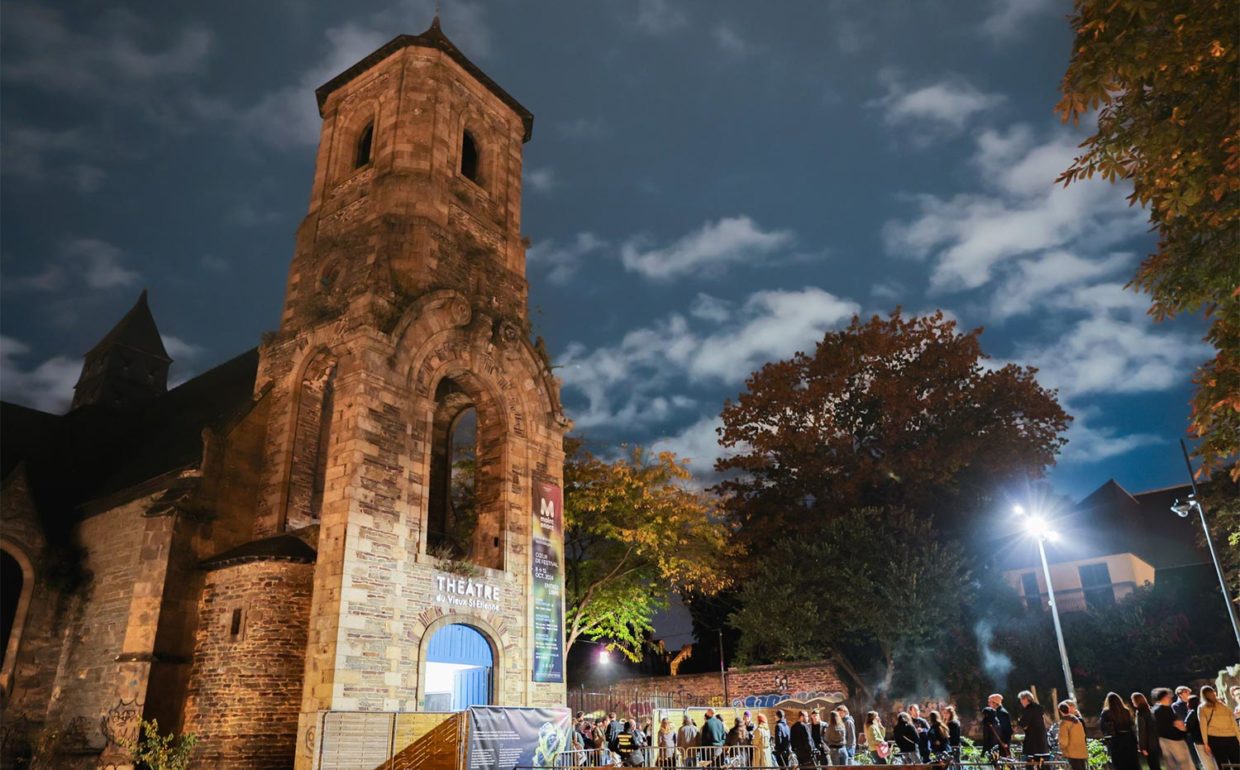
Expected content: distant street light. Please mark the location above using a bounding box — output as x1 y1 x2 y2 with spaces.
1014 504 1076 701
1173 440 1240 654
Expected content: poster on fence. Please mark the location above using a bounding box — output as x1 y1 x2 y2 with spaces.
468 707 571 770
531 481 564 683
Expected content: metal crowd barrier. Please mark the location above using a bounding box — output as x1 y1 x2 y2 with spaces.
682 746 758 767
544 751 1080 770
531 764 1074 770
552 745 760 768
552 749 615 768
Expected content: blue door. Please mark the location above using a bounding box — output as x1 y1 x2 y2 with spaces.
425 624 493 711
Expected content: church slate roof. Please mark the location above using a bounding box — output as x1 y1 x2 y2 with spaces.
200 532 317 571
1000 478 1208 572
1 348 260 527
78 289 170 363
314 17 535 141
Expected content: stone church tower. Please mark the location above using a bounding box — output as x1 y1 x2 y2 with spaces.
184 18 569 769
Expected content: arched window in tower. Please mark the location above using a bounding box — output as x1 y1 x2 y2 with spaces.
428 378 478 559
448 407 477 527
460 130 479 182
354 122 374 169
285 353 337 531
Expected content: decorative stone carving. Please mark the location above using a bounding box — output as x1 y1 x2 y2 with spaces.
448 298 472 327
494 319 520 346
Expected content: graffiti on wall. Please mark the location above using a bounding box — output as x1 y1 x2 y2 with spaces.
731 690 847 710
100 698 142 753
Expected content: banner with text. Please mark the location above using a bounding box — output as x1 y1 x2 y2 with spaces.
531 481 564 683
467 706 571 770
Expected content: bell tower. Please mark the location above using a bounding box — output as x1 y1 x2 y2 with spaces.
247 19 569 769
278 16 535 335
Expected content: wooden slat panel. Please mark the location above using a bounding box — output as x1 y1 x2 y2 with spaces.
319 712 396 770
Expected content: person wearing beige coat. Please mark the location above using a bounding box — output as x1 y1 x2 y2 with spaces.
1058 700 1089 770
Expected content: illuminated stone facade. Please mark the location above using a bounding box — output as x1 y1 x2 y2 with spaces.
0 19 567 770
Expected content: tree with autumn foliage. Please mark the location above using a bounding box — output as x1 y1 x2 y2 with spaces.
714 310 1072 547
563 439 738 662
731 507 974 695
1057 0 1240 479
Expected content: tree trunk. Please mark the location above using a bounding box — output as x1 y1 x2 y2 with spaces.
830 650 874 703
880 647 895 695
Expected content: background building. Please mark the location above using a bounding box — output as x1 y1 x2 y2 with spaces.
1002 480 1210 613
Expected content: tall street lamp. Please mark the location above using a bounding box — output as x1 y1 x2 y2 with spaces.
1014 504 1077 701
1173 440 1240 653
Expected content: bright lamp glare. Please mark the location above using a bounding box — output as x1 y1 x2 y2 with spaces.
597 649 611 665
1024 515 1049 538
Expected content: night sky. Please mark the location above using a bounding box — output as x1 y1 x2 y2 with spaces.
0 0 1209 504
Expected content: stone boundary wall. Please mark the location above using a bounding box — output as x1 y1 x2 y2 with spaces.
609 659 849 707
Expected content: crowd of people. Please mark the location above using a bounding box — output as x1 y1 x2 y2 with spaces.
566 683 1240 769
569 705 882 767
1094 685 1239 770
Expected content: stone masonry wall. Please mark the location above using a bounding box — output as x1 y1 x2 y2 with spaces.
611 660 849 708
183 560 313 770
45 499 150 750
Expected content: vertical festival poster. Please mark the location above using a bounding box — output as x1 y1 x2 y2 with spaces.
531 481 564 683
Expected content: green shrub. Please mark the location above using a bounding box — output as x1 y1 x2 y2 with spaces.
121 719 198 770
1087 738 1110 770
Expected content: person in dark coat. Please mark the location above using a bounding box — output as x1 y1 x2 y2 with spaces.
1103 691 1141 770
809 710 828 766
995 695 1015 754
944 706 963 762
607 713 622 745
928 711 951 757
611 721 638 765
982 703 1005 757
774 710 793 768
1018 692 1050 759
894 712 919 761
909 704 931 762
1152 688 1192 770
791 711 816 768
726 717 748 746
1132 692 1162 770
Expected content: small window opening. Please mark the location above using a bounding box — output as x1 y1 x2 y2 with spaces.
460 130 479 182
229 608 243 638
354 122 374 169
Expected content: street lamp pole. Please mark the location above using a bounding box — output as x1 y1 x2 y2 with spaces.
1176 440 1240 654
1015 505 1076 702
1034 532 1077 702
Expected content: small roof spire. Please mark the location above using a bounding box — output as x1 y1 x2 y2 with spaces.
71 289 172 411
